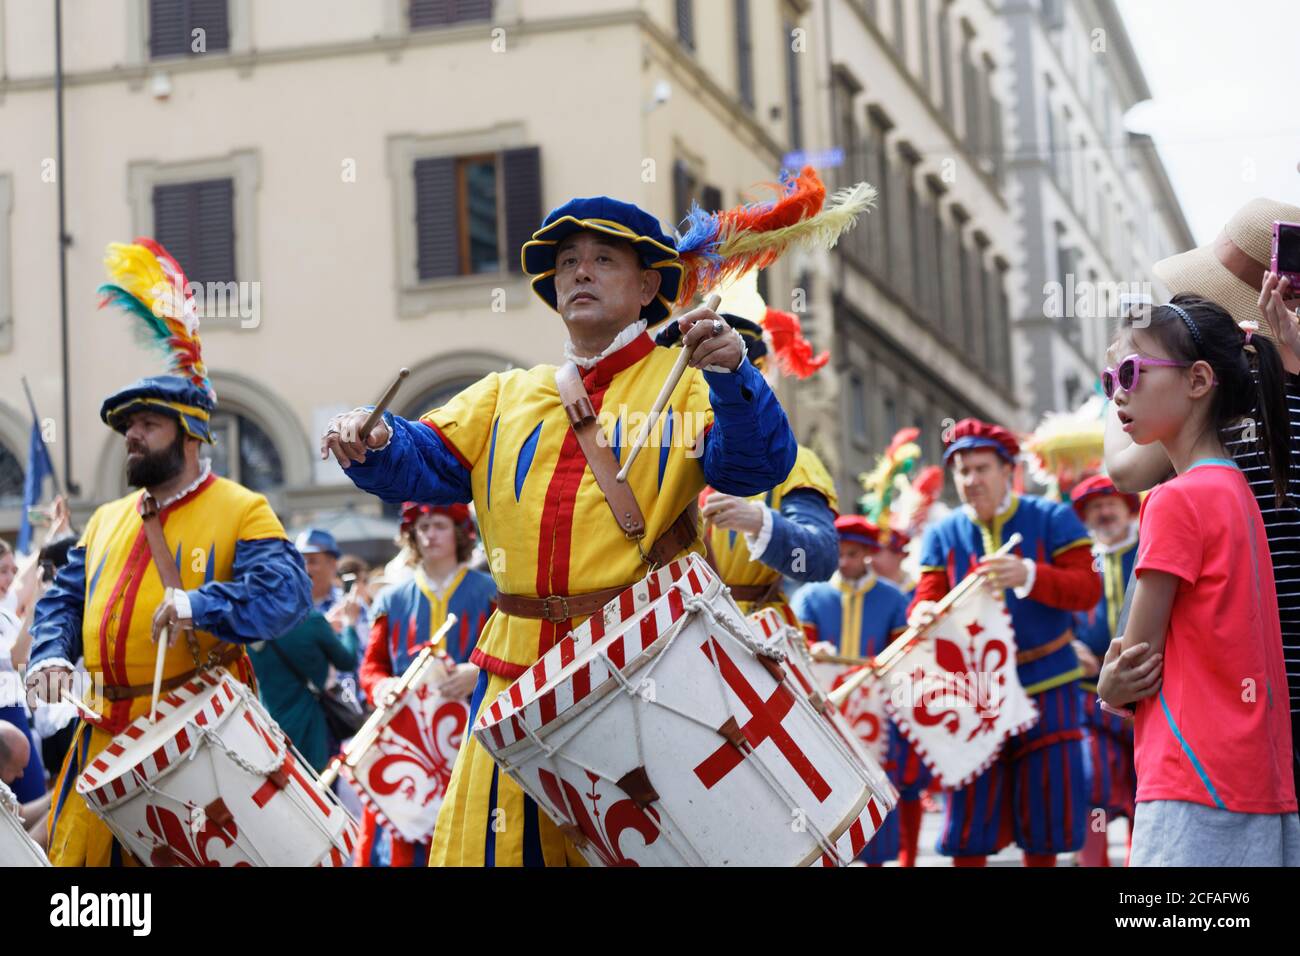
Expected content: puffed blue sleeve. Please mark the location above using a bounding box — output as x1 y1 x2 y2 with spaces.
700 357 797 496
342 413 473 507
186 538 312 644
28 546 87 669
757 489 838 582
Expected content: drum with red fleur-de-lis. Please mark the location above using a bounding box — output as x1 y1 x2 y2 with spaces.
474 554 897 867
341 654 469 844
76 669 357 867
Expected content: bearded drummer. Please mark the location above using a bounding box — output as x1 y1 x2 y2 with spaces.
354 502 496 867
321 196 798 867
656 311 837 623
26 374 313 867
909 419 1100 867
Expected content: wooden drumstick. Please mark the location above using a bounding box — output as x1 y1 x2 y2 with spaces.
358 368 410 441
826 533 1024 708
149 622 169 723
617 293 723 483
319 614 458 788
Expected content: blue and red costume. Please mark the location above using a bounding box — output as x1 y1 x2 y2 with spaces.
355 504 497 867
912 420 1100 865
1069 476 1138 825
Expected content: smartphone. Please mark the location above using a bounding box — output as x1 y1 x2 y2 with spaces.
27 507 51 527
1272 221 1300 291
341 572 357 595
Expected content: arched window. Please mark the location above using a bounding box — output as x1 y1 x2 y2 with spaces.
0 442 24 508
401 377 482 422
203 410 285 493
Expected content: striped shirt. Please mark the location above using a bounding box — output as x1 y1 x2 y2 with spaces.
1224 373 1300 713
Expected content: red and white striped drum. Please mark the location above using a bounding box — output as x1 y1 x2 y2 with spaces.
747 609 891 770
341 654 469 844
77 669 358 867
0 778 48 867
474 554 896 867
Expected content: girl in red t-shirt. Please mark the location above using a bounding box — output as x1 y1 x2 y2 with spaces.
1097 295 1300 866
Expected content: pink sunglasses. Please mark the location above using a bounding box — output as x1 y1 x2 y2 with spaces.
1100 354 1205 399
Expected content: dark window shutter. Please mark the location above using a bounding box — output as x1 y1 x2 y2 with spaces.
735 0 754 108
150 0 228 58
412 0 493 28
149 0 188 58
677 0 695 50
415 157 460 281
672 160 696 224
700 185 723 215
190 0 231 53
152 178 235 288
784 16 803 149
502 147 542 275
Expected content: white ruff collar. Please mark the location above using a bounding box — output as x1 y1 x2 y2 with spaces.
151 460 212 510
564 320 648 369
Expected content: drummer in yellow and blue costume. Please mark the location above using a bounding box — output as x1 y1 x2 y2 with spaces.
27 375 313 867
322 196 798 867
792 514 913 864
656 313 838 620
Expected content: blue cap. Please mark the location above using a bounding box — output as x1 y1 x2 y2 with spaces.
294 528 340 558
100 375 215 444
521 196 683 326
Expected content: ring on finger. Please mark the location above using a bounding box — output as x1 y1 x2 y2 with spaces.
711 319 724 336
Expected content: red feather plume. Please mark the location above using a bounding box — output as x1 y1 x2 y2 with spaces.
761 307 829 379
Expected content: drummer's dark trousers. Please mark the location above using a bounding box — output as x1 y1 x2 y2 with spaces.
938 682 1087 858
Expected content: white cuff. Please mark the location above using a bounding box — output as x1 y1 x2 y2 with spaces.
25 656 75 678
1012 558 1037 599
355 407 392 452
744 506 776 558
169 588 193 621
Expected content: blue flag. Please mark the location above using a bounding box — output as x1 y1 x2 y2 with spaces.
18 418 54 554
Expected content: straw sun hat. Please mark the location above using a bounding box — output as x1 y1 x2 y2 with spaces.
1152 197 1300 336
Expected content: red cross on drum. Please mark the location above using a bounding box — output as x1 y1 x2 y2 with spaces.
473 554 898 867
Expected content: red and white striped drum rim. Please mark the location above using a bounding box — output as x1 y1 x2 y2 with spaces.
76 669 241 811
474 555 719 754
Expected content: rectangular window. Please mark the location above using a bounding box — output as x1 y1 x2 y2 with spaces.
414 146 540 281
677 0 695 51
938 0 955 125
410 0 494 29
149 0 229 59
892 0 907 58
152 178 236 285
784 12 803 149
917 0 932 97
961 22 981 158
867 109 893 277
927 179 947 339
736 0 755 109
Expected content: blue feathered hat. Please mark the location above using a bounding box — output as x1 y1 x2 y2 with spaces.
100 375 216 444
521 197 683 326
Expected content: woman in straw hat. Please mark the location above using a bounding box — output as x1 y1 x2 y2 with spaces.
1102 196 1300 813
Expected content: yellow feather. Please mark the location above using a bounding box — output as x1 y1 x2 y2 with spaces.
716 182 877 259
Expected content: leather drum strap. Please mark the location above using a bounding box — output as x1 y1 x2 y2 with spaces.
555 361 646 539
139 493 197 645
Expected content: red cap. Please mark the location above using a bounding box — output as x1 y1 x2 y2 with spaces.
1069 475 1138 519
943 418 1020 466
834 514 883 551
400 502 472 534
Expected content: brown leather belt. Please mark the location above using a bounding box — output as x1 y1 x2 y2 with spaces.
497 506 700 623
1015 629 1074 666
101 643 247 701
726 579 783 605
